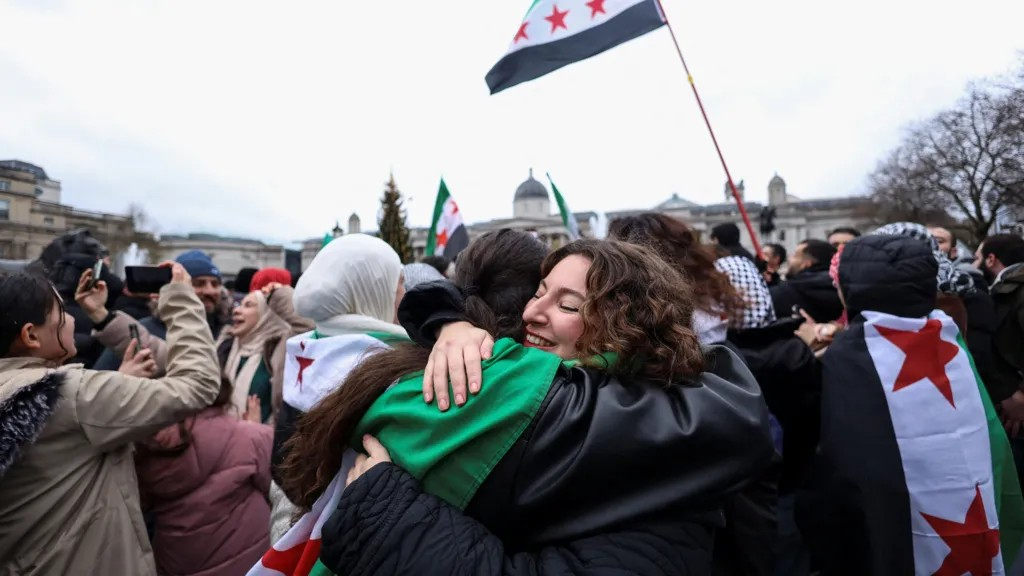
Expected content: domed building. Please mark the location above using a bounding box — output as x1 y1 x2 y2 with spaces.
397 169 594 259
513 169 550 219
305 170 871 268
607 173 871 256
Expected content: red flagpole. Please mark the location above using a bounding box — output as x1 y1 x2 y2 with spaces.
654 0 763 255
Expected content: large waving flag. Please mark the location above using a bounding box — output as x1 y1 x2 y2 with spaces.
425 178 470 259
798 310 1024 575
486 0 666 94
546 173 581 240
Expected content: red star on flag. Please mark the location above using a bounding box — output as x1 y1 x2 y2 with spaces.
435 228 449 250
260 541 321 575
875 319 961 408
545 4 569 33
921 486 1000 576
586 0 606 18
295 342 315 392
514 21 529 43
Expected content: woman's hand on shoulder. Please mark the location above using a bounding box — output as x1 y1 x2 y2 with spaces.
424 322 494 411
347 435 392 487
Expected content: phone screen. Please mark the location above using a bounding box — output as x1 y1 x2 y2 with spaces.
125 266 173 294
128 324 144 349
88 260 103 289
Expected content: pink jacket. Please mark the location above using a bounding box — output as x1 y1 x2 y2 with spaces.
136 407 272 576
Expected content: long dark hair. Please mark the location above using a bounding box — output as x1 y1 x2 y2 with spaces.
281 230 547 509
609 213 745 321
545 239 706 382
0 272 70 359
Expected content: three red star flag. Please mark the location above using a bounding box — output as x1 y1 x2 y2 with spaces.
798 310 1024 575
426 178 470 259
486 0 666 94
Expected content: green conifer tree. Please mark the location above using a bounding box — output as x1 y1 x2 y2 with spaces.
377 173 414 263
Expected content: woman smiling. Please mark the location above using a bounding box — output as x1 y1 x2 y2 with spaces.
279 238 772 576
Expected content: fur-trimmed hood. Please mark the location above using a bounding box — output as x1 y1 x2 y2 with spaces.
0 359 65 478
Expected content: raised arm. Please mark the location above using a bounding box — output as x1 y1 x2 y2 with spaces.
72 266 221 450
78 269 171 375
265 284 314 335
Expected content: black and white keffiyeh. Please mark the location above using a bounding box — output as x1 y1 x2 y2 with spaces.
714 255 776 329
871 222 975 295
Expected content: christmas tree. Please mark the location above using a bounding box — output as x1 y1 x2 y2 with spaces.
377 173 414 263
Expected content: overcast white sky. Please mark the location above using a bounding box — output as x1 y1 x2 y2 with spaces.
1 0 1022 246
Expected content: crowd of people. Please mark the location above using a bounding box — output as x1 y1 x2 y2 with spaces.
0 217 1022 575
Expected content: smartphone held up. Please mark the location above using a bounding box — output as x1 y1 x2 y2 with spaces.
125 266 173 294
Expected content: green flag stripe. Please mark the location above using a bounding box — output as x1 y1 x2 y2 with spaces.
355 339 560 509
426 178 451 257
958 335 1024 568
547 173 579 239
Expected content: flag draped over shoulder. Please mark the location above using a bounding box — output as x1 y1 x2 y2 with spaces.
486 0 666 94
546 173 580 240
425 178 469 259
797 310 1024 575
248 339 562 576
246 473 343 576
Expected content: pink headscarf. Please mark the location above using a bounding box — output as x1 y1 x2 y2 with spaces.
829 243 848 327
829 242 846 288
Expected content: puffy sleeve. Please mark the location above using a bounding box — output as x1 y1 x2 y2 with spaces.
319 462 712 576
396 281 466 347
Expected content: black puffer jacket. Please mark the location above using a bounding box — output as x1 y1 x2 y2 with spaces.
318 284 776 576
770 264 844 322
325 462 717 575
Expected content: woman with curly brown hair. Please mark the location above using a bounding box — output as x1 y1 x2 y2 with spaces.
266 238 773 576
608 212 746 344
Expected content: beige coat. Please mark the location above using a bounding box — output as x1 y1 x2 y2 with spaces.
0 283 221 575
97 285 312 421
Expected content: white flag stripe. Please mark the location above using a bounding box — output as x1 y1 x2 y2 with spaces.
283 332 390 413
508 0 649 54
863 310 1003 574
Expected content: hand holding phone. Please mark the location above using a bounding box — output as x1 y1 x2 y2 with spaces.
128 324 145 351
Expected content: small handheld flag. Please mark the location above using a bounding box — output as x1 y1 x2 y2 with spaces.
486 0 666 94
425 179 470 259
546 173 581 241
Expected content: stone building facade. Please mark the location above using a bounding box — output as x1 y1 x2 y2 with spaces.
159 233 287 281
0 160 146 267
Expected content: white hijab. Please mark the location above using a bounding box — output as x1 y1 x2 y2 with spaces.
293 234 407 337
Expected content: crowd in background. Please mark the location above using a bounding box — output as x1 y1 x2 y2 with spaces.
0 217 1022 575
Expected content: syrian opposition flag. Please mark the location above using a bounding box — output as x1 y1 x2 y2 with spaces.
486 0 666 94
547 173 581 240
247 471 344 576
798 310 1024 575
425 178 470 259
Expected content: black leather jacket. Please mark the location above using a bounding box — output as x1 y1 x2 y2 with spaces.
319 284 775 575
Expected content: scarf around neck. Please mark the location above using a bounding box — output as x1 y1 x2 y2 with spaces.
223 291 289 415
